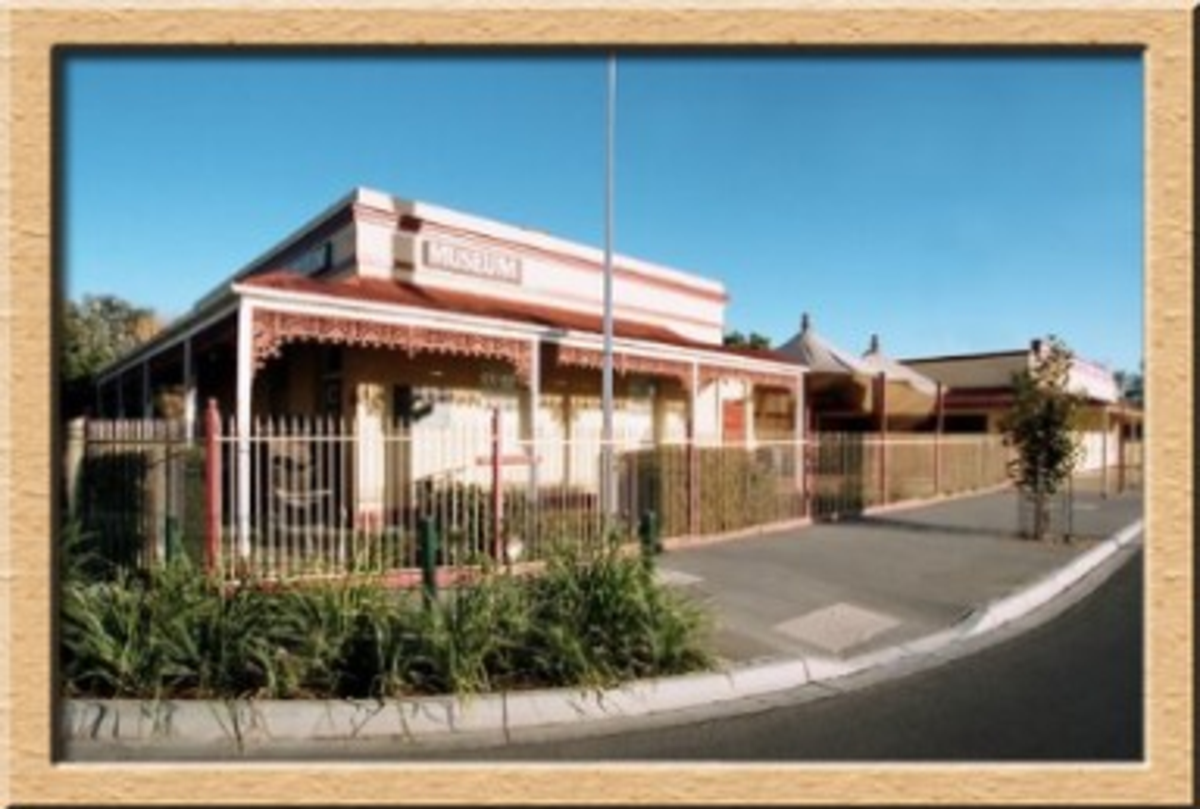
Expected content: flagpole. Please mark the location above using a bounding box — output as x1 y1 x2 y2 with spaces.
601 52 616 524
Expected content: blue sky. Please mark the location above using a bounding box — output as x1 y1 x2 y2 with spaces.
63 52 1143 373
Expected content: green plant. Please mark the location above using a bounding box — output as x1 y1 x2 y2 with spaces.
523 538 713 687
1001 336 1085 540
60 533 715 701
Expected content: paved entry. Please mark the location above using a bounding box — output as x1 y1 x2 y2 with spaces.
774 603 902 655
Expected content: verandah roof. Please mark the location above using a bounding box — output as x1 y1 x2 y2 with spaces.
239 270 805 390
242 270 801 363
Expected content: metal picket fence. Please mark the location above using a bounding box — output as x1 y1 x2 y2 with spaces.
68 409 1050 583
808 432 1012 521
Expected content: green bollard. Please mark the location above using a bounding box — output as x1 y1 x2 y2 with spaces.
418 516 439 608
164 516 181 564
638 509 661 566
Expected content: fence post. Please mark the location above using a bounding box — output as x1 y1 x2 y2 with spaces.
149 435 167 566
65 417 86 520
638 509 660 567
491 407 503 561
204 399 222 576
419 515 439 609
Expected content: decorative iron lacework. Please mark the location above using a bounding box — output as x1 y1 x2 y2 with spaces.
555 345 694 389
251 309 532 382
698 365 799 391
555 345 798 393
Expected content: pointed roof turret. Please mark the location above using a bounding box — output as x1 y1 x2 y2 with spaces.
777 313 873 376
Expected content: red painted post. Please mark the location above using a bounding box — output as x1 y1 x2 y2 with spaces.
491 407 503 561
204 399 222 575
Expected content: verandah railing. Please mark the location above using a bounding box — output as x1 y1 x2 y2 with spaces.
72 408 1136 582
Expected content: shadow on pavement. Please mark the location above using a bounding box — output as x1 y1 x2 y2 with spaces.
834 515 1022 541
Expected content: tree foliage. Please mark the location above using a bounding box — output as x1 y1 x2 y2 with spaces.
723 330 772 351
1001 336 1084 540
1113 363 1144 407
61 294 160 417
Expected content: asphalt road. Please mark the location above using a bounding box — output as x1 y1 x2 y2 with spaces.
379 547 1144 762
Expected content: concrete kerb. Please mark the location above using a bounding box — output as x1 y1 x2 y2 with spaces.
62 518 1145 751
960 518 1144 638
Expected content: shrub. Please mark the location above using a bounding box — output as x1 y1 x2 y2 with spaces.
59 537 714 701
1001 336 1085 540
523 538 713 687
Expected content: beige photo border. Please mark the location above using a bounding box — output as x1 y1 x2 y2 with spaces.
2 2 1193 805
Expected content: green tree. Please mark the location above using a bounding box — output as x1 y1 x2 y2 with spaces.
61 294 160 418
723 330 772 351
1114 363 1144 407
1001 335 1084 541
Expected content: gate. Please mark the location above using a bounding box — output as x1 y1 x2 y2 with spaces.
810 432 869 521
65 418 206 569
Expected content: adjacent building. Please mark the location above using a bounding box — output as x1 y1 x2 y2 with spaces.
902 340 1142 472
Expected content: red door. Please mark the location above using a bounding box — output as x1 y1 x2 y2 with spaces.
722 400 746 445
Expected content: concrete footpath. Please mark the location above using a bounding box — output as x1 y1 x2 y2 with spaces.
63 482 1144 757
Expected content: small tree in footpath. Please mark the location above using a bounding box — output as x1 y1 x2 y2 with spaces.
1001 336 1085 541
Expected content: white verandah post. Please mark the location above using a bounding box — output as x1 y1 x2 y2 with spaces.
793 373 806 514
183 337 197 444
527 337 541 553
235 301 254 560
